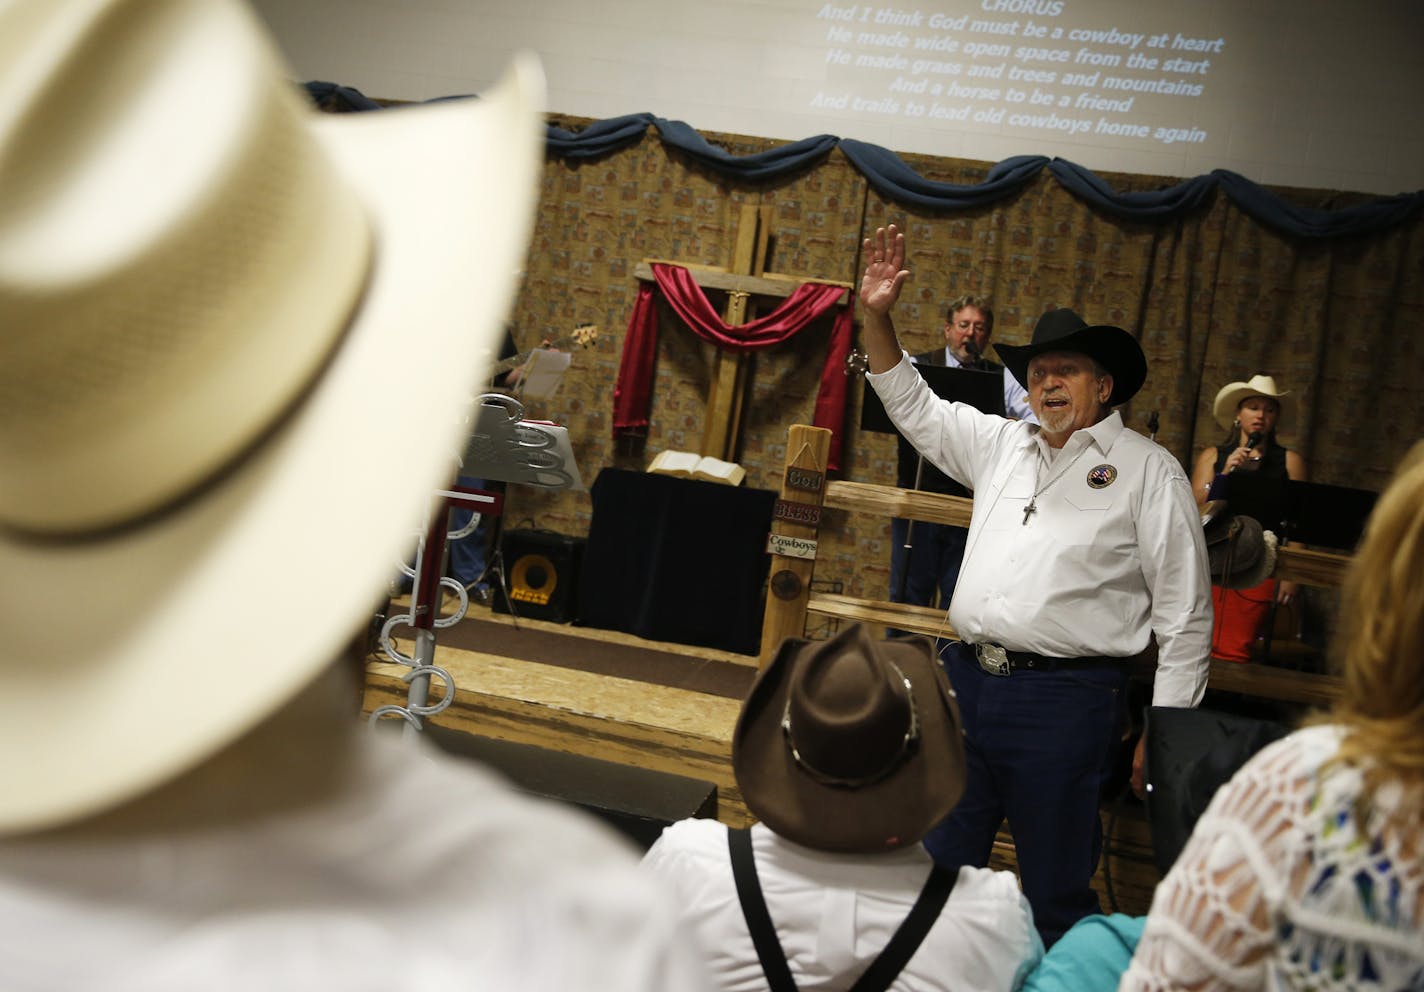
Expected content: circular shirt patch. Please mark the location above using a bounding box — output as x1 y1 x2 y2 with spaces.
1086 464 1118 489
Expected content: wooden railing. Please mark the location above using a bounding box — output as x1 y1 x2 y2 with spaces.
761 426 1348 705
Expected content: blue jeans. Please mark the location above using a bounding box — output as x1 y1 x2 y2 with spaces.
923 640 1128 946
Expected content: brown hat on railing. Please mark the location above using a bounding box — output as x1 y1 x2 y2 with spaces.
1202 500 1279 589
733 624 966 853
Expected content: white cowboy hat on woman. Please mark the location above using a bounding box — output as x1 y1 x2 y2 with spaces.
1212 374 1294 431
0 0 545 832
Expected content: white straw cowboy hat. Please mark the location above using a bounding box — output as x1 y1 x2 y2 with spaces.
1212 374 1294 431
0 0 545 832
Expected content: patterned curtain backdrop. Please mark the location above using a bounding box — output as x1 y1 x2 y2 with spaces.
495 117 1423 608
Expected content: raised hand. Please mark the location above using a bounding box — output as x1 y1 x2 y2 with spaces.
860 224 910 317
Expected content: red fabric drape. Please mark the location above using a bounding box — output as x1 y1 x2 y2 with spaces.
612 264 853 470
816 305 853 471
651 264 844 350
612 282 659 434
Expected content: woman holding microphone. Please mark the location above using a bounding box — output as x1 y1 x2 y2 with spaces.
1190 373 1308 661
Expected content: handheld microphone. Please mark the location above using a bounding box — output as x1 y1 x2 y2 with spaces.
1228 429 1265 474
962 339 983 369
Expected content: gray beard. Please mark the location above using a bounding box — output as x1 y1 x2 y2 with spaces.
1037 407 1075 435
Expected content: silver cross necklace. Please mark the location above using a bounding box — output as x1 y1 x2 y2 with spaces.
1023 444 1089 525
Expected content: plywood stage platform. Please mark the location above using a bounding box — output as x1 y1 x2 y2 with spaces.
362 601 1162 916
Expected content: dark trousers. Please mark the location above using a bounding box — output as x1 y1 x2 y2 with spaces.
923 640 1128 946
889 518 968 608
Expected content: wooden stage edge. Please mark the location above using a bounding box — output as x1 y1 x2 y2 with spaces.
362 601 1164 916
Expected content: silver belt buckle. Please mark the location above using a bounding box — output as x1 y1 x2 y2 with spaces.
975 642 1011 677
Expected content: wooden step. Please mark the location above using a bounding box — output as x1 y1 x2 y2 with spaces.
364 648 753 826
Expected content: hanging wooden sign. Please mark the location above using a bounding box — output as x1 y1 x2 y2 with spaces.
772 499 822 527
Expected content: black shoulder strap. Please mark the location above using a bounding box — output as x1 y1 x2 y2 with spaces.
728 826 798 992
848 861 957 992
727 828 960 992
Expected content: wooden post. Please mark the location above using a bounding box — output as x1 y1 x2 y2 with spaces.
703 204 771 461
759 424 832 666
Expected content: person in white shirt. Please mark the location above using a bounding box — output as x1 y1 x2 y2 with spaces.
857 224 1212 947
0 2 705 989
643 623 1044 992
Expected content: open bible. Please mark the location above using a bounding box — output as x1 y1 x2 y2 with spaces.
647 450 746 486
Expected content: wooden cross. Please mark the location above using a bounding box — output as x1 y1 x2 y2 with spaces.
633 204 851 462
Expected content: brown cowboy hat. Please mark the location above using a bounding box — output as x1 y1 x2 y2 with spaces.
994 308 1148 407
732 624 965 853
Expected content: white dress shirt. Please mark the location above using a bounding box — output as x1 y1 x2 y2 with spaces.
0 731 710 992
642 819 1043 992
868 355 1211 708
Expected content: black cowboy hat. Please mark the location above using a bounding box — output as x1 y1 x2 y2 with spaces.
994 308 1148 407
732 624 965 853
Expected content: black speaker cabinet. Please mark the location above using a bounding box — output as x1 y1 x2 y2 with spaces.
492 529 584 622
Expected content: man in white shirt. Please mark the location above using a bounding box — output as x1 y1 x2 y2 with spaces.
857 225 1211 946
891 295 1034 612
643 624 1043 992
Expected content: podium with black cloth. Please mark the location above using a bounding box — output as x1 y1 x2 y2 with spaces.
577 468 775 655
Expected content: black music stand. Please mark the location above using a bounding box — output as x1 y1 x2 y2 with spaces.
1280 480 1378 553
860 363 1004 434
1215 473 1377 660
1212 471 1288 536
1277 479 1376 662
860 364 1003 603
1216 474 1378 552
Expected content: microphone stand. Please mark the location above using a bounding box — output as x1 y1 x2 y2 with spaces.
896 455 926 602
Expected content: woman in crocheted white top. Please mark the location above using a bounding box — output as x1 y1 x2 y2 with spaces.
1121 441 1424 992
